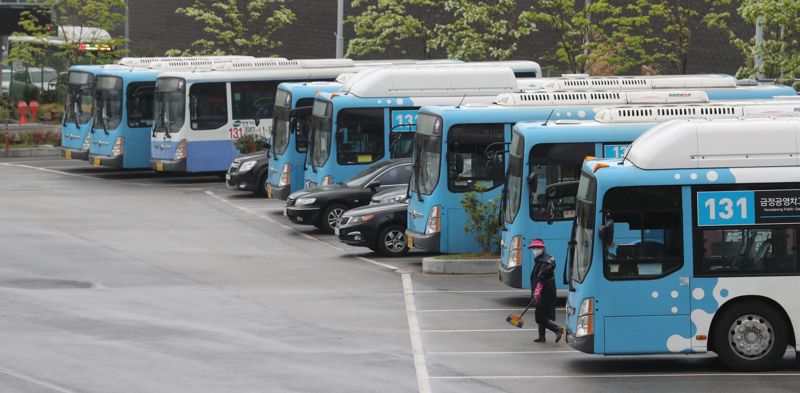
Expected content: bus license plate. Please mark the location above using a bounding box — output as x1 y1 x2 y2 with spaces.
92 157 100 167
65 151 72 160
156 161 164 172
407 235 414 248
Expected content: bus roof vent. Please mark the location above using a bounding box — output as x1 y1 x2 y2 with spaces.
148 57 288 70
595 101 800 123
209 58 354 71
494 90 708 107
539 74 737 91
342 66 518 98
626 118 800 169
116 56 254 67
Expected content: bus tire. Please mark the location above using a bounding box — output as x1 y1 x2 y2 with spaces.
712 299 788 372
375 225 409 257
320 204 347 234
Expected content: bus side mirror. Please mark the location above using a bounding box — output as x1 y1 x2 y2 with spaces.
527 173 538 194
599 218 615 247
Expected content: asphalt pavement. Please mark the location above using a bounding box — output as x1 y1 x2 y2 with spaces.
1 156 799 393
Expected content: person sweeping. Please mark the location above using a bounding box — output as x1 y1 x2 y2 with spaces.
529 239 564 343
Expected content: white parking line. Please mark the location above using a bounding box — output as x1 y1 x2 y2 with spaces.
0 366 78 393
402 273 432 393
411 290 526 294
422 329 533 333
427 350 577 355
417 308 521 312
429 373 800 380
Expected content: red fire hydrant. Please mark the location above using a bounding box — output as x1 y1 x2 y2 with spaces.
16 101 27 125
28 101 39 123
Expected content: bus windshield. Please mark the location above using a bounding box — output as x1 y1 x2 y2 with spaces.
126 82 155 128
153 78 186 134
410 114 442 195
529 143 594 221
93 76 123 132
64 71 94 125
336 108 384 165
446 124 505 193
502 131 524 224
271 89 291 156
571 171 596 283
310 100 332 168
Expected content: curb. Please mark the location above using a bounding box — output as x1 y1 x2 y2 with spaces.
0 147 60 158
422 257 499 274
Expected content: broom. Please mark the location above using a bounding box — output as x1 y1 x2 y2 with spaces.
506 299 536 328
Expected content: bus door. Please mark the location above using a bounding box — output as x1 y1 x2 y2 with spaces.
598 185 692 354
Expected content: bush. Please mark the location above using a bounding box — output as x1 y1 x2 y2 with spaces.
460 185 502 254
37 103 65 124
22 84 40 103
234 133 269 154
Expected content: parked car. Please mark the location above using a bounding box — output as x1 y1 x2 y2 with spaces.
226 150 270 195
285 158 411 233
337 188 409 256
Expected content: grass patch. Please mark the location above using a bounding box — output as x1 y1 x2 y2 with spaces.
433 253 500 260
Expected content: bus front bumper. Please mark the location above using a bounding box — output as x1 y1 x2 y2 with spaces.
267 183 291 200
61 147 89 161
567 330 594 354
498 263 522 288
151 158 186 173
405 229 440 252
88 154 123 169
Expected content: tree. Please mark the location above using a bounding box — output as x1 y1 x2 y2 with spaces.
523 0 622 74
707 0 800 80
460 186 502 254
346 0 447 59
8 0 126 69
169 0 296 56
431 0 536 60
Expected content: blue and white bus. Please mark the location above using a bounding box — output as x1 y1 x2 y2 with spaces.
87 58 258 169
149 58 412 174
566 116 800 371
303 64 542 189
405 89 713 253
61 65 113 161
500 100 800 292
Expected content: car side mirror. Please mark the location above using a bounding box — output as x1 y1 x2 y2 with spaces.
368 181 381 192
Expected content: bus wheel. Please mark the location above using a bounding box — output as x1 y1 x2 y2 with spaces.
713 300 788 371
320 204 347 234
375 225 408 257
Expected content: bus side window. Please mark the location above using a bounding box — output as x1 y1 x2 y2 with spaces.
697 227 798 275
602 186 684 280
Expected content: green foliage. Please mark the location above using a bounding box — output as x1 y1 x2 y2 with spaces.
346 0 445 59
170 0 296 56
707 0 800 80
8 0 127 69
234 133 270 153
460 185 502 254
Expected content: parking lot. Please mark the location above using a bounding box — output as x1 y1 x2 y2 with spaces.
2 156 800 393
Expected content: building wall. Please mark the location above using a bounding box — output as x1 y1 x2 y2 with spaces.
128 0 747 75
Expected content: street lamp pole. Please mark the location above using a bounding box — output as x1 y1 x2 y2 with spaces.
336 0 344 58
124 0 129 53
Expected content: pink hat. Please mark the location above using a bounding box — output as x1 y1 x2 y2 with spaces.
527 239 545 248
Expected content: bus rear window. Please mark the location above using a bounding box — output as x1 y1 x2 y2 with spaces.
127 82 155 128
529 143 594 221
231 81 276 120
336 108 384 165
446 124 505 193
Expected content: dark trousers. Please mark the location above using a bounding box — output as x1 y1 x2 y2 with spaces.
535 303 560 339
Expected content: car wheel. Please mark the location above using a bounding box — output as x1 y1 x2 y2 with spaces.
320 204 347 234
375 225 408 257
255 172 268 197
712 300 788 371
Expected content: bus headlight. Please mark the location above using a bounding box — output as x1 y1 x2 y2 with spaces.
174 139 187 160
425 205 441 235
507 235 522 268
81 133 91 150
295 197 316 206
111 137 124 156
321 176 333 186
576 298 595 337
239 160 257 173
278 163 291 187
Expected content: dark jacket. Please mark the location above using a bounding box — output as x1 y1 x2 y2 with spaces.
531 251 557 307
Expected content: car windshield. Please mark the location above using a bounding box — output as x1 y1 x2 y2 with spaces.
153 77 186 134
502 131 524 224
446 123 505 193
310 99 333 168
93 76 123 132
571 171 596 283
63 71 94 125
344 161 393 188
410 114 442 195
30 68 57 87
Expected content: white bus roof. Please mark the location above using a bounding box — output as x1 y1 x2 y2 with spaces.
340 66 518 98
626 117 800 170
533 74 738 91
495 90 710 107
595 99 800 123
210 58 355 71
116 56 255 67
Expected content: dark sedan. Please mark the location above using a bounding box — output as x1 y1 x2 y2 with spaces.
285 159 412 233
226 150 269 196
337 189 409 256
